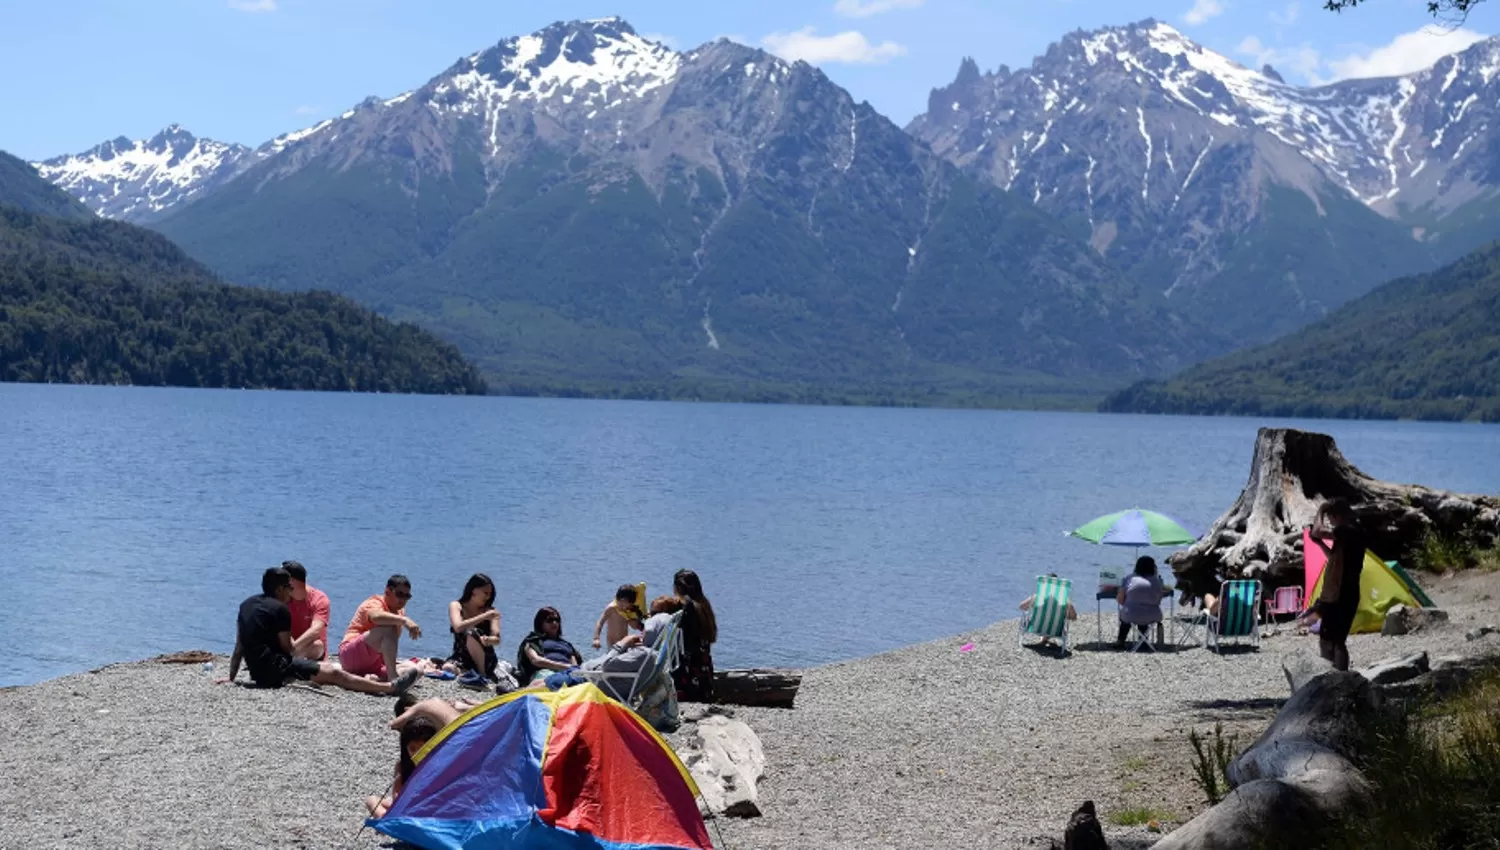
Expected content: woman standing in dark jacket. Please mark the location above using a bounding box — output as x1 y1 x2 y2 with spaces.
672 569 717 702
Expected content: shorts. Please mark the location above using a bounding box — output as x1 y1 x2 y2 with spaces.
543 669 586 690
252 656 320 689
338 633 388 678
1319 602 1357 642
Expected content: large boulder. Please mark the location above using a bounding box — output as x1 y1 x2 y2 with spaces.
1282 650 1334 694
679 715 765 818
1381 605 1449 636
1154 673 1380 850
1359 651 1430 685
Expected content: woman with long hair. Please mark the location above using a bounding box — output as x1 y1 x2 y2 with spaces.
365 716 439 818
672 569 717 702
447 573 500 685
516 606 582 685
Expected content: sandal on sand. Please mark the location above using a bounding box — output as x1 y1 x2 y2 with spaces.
392 668 421 697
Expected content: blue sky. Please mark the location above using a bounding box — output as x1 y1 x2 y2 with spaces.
1 0 1492 160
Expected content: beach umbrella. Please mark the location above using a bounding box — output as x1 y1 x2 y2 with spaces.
370 683 713 850
1069 509 1199 547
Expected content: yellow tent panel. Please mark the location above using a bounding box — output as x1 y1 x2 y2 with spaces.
1310 550 1423 634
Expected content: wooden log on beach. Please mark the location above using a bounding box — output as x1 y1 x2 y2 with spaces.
1169 427 1500 596
713 668 802 709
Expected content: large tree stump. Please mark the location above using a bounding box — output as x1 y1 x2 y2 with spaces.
713 668 802 709
1170 428 1500 595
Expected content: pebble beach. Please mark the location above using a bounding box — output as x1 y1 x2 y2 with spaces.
3 571 1497 850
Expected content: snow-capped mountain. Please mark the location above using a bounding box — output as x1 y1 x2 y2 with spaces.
51 17 1201 398
34 125 254 221
906 20 1500 340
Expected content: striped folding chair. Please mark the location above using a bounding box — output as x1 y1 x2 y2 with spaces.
1207 580 1262 654
1019 575 1074 656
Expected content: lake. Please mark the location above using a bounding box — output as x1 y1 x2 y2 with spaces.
3 383 1497 687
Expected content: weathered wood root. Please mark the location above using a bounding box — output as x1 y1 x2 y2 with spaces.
1169 427 1500 596
1153 672 1379 850
713 668 802 709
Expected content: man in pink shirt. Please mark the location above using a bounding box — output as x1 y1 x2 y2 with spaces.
283 561 331 661
339 574 422 682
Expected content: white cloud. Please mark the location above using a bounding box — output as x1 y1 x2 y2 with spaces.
833 0 924 17
1237 35 1324 81
1237 25 1486 86
761 28 907 64
1325 26 1487 80
293 105 321 116
642 32 679 48
1183 0 1226 26
228 0 277 11
1269 2 1300 27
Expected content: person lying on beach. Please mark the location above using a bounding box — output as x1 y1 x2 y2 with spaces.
446 573 500 685
283 560 330 661
592 584 644 649
365 715 440 819
339 575 422 684
516 607 583 685
1018 573 1078 646
222 567 419 697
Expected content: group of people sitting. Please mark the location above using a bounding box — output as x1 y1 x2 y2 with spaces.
222 561 719 705
1018 556 1170 648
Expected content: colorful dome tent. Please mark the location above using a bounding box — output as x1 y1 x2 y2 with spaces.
1302 529 1425 633
371 684 714 850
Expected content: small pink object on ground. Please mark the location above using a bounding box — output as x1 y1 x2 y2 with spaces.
959 642 975 653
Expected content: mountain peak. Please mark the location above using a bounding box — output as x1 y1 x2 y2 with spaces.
954 56 982 86
427 17 681 132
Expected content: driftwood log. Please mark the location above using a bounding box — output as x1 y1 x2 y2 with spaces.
1169 427 1500 596
1153 672 1380 850
713 668 802 709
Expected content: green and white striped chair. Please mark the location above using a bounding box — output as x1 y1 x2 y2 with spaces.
1019 575 1074 655
1207 580 1262 654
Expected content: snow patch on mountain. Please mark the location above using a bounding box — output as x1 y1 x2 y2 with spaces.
33 126 251 220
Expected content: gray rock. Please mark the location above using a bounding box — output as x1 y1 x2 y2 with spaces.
1157 674 1379 850
680 715 765 818
1382 605 1449 636
1466 625 1497 641
1063 800 1109 850
1282 650 1335 694
1359 651 1430 685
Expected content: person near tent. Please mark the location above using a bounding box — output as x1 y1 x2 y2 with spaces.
1115 556 1165 647
220 567 420 697
445 573 500 686
516 607 583 685
672 569 717 702
366 715 440 819
283 560 330 661
592 583 645 649
1304 498 1367 671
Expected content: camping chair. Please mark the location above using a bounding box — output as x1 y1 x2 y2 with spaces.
1094 569 1121 644
1020 575 1073 655
1207 580 1262 654
1262 585 1304 636
577 611 683 708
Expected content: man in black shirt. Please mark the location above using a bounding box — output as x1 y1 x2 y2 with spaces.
1306 498 1367 671
223 567 420 696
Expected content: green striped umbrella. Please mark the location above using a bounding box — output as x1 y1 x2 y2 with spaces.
1069 509 1199 547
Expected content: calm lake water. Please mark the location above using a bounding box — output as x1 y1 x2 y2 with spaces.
3 383 1498 687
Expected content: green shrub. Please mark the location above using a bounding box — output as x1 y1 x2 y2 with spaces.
1187 723 1239 806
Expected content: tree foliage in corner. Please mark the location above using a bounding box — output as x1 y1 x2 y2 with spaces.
0 206 487 394
1324 0 1482 22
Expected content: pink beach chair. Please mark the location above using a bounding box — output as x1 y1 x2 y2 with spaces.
1263 586 1304 635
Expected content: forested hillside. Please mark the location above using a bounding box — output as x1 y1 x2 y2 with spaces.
1101 242 1500 421
0 206 487 393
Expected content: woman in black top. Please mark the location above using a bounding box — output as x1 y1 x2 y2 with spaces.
671 569 718 702
517 606 583 685
447 573 500 681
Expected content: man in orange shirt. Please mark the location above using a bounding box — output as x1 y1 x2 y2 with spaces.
283 560 331 661
339 574 422 682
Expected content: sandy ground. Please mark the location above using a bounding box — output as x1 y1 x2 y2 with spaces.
2 570 1497 850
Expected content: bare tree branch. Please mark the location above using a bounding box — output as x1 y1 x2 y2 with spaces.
1323 0 1482 26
